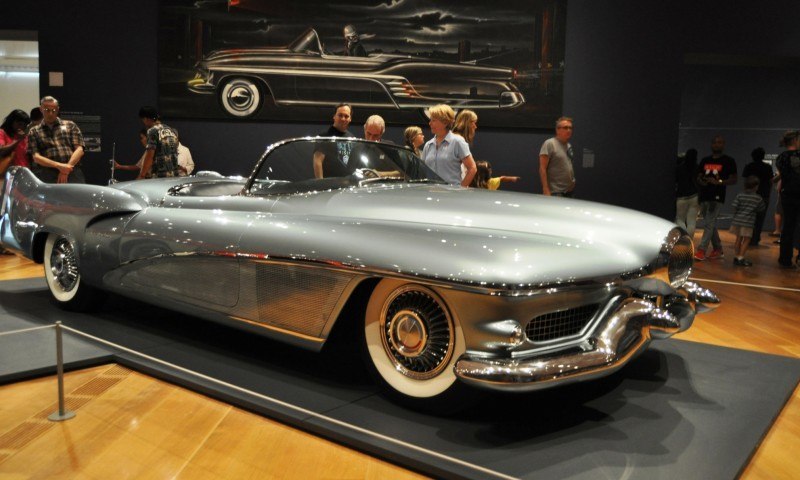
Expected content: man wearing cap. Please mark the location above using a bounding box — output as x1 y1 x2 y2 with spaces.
138 106 180 179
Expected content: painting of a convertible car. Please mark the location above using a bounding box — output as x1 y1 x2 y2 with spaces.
0 138 718 408
159 0 565 128
187 28 525 119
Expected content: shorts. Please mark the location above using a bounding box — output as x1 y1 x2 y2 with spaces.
730 225 753 238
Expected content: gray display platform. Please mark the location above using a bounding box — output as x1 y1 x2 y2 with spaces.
0 278 113 384
2 278 798 479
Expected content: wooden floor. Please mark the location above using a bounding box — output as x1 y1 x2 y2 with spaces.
0 229 798 479
0 365 422 480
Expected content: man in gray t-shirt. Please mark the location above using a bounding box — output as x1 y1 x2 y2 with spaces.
539 116 575 196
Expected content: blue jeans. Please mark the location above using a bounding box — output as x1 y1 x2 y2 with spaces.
698 200 722 251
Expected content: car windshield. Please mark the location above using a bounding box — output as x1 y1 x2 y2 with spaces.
248 138 445 195
288 29 322 54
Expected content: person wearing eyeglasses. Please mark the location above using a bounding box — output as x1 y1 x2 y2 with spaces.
27 96 86 184
538 116 575 197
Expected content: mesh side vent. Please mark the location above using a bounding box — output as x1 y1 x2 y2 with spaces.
669 236 694 286
256 264 353 337
525 303 600 342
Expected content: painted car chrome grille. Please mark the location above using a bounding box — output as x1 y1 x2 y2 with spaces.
525 303 600 342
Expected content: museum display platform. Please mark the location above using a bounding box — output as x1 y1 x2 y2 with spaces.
2 277 799 479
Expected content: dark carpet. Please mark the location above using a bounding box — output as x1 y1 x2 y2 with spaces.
1 277 798 479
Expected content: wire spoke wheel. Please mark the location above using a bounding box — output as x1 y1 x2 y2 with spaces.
382 288 454 380
364 280 464 400
43 233 104 311
49 237 79 293
44 235 81 302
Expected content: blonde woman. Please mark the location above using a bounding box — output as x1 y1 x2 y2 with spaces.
403 126 424 156
421 104 476 186
453 109 478 145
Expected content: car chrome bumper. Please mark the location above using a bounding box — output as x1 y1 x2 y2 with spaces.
500 90 525 108
454 281 719 391
187 77 215 94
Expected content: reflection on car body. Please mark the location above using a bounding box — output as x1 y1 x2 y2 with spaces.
1 138 719 409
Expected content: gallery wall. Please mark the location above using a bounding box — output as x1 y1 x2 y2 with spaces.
676 2 800 230
3 1 797 222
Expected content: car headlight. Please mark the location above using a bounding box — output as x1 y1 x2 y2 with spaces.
663 228 693 288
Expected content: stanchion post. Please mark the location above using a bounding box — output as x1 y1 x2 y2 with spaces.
48 321 76 422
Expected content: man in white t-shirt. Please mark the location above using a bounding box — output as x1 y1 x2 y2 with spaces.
177 142 194 176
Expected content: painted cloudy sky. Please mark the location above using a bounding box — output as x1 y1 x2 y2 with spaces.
163 0 556 57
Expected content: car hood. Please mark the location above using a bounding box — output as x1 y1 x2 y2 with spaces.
200 48 512 76
204 47 289 61
263 185 676 289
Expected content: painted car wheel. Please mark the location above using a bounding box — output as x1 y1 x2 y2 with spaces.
219 77 263 117
364 279 465 399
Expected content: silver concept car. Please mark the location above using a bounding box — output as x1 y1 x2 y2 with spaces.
0 138 718 407
187 28 525 118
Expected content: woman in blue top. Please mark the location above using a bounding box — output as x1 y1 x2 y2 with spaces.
421 104 477 186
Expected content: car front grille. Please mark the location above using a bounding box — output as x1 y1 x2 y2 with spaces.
525 303 601 342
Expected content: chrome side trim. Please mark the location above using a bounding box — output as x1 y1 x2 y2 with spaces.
227 314 326 344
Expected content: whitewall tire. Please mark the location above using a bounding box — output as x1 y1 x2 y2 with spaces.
219 77 263 117
43 234 104 311
364 279 466 401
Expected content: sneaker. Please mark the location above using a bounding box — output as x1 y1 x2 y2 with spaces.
707 249 724 260
779 261 796 269
739 258 753 267
694 248 705 261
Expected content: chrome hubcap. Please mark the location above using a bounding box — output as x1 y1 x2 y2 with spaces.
389 310 427 357
381 288 454 380
50 238 78 292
